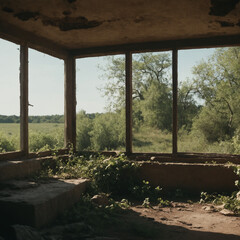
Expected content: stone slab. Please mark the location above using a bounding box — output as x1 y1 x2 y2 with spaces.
0 178 89 228
0 157 49 181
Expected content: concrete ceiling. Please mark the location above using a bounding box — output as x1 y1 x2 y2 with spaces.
0 0 240 58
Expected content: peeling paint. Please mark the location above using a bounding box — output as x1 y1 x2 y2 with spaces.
14 11 39 21
217 20 235 27
209 0 240 16
42 16 102 31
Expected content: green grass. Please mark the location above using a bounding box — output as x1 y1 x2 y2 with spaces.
0 123 237 154
0 123 64 152
0 123 20 137
133 126 172 153
178 129 235 154
0 123 63 135
29 123 64 134
133 125 236 154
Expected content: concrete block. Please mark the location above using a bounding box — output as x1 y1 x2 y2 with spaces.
138 162 239 193
0 178 89 228
0 157 50 181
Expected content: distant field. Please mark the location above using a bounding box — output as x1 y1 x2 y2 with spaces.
0 123 20 137
0 123 64 152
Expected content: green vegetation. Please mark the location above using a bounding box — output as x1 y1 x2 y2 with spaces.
39 154 239 238
42 154 162 201
199 165 240 214
76 110 125 151
75 47 240 154
56 195 161 239
40 154 164 239
0 114 64 123
1 47 240 154
0 123 64 152
200 191 240 214
0 131 16 152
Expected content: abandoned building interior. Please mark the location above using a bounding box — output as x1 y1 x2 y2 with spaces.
0 0 240 159
0 0 240 234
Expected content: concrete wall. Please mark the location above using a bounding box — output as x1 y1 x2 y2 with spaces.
0 157 49 181
138 162 239 193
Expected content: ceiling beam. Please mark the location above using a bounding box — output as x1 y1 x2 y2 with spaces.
0 21 68 60
71 34 240 58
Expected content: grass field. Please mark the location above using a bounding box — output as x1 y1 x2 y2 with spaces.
0 123 64 136
0 123 64 151
133 126 235 154
0 123 236 154
133 126 172 153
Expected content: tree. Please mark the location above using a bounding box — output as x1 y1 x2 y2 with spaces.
178 80 200 131
101 53 171 110
90 111 125 151
76 110 93 150
191 47 240 142
101 52 197 131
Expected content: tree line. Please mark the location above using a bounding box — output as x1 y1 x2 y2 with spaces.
0 113 99 123
0 114 64 123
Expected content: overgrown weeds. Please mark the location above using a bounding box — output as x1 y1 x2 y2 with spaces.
56 195 161 239
40 153 163 203
199 165 240 214
200 191 240 214
37 153 240 239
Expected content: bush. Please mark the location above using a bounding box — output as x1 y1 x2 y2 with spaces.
232 128 240 154
0 132 16 152
42 154 141 197
43 154 164 201
76 111 93 151
29 132 63 152
91 155 140 196
192 107 233 143
90 112 125 151
200 191 240 214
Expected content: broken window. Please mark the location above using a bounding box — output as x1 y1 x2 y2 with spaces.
0 39 20 152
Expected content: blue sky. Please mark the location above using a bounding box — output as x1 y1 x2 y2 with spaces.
0 38 215 116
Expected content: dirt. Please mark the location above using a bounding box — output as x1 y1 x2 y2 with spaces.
1 200 239 240
106 202 240 240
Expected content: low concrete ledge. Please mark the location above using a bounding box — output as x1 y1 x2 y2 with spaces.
138 162 239 193
0 157 52 181
0 178 89 228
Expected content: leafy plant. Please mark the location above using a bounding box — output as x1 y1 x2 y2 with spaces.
132 180 162 201
142 197 151 208
56 194 161 239
41 153 165 203
233 165 240 189
200 191 240 214
41 154 141 197
105 198 131 211
157 197 172 207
